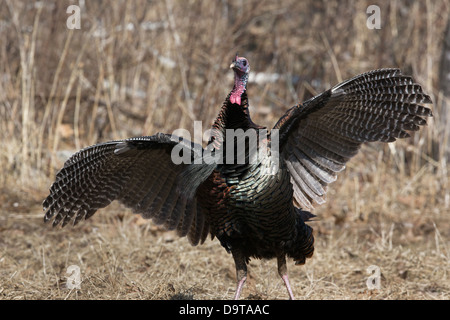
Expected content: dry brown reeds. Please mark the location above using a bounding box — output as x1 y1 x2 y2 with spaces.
0 0 448 300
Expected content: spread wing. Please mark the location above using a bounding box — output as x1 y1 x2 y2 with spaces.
273 68 433 209
43 133 214 245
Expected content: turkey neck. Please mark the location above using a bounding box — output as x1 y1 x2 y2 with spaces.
210 91 264 150
230 69 249 105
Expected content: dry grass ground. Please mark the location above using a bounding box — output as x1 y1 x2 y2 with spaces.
0 0 449 300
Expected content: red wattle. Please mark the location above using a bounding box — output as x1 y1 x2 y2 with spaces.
230 94 241 105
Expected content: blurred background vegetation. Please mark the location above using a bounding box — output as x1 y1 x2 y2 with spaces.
0 0 448 300
0 0 448 188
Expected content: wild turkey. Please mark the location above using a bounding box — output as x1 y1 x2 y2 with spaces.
43 55 432 299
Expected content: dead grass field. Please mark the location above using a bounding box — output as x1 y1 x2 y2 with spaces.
0 0 449 300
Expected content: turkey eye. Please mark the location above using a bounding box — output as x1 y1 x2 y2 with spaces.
242 60 247 66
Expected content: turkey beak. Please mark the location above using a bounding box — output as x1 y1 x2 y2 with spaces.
230 54 239 69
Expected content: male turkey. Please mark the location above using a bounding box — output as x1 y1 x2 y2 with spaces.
43 55 432 299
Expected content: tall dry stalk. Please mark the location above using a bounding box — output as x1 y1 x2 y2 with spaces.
6 1 42 185
37 30 74 172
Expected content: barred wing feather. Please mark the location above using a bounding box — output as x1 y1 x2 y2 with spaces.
274 69 433 209
43 133 211 245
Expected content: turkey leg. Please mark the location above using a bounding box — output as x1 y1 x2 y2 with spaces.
277 254 295 300
231 249 247 300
